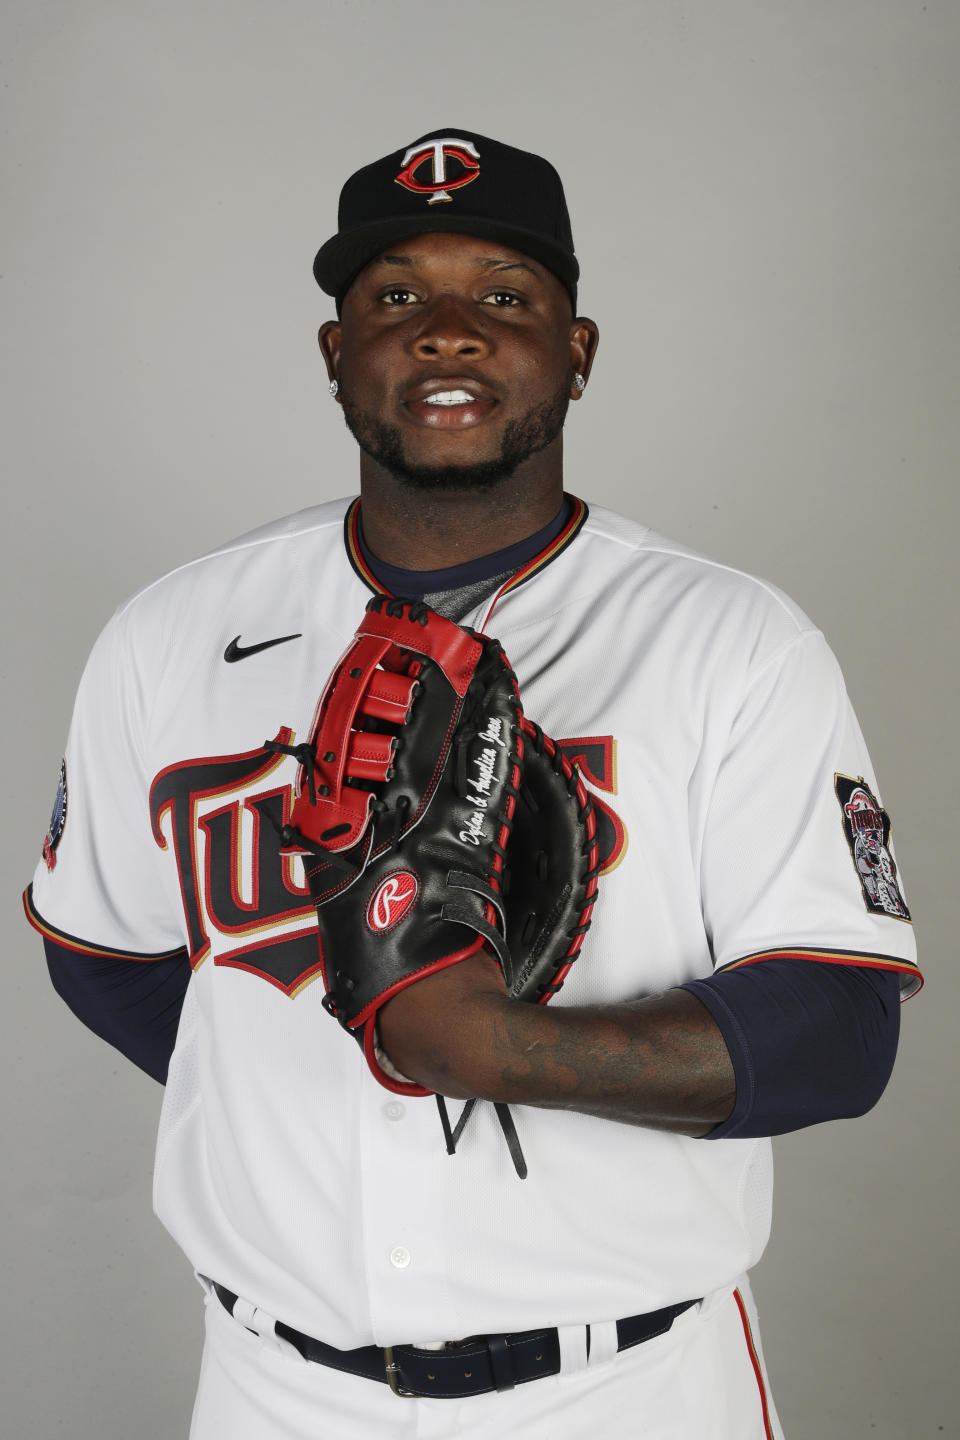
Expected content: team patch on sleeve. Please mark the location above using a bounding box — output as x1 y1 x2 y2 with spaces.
42 758 68 872
835 773 910 921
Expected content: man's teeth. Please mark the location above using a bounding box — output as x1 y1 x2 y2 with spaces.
423 390 476 406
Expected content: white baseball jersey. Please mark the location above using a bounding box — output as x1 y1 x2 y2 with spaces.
26 496 919 1352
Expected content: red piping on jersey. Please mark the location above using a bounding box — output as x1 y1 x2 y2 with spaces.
718 945 923 998
342 494 590 623
733 1288 775 1440
22 884 187 964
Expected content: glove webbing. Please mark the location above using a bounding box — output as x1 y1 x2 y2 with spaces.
443 870 509 976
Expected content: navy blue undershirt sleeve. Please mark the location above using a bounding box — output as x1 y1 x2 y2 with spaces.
684 958 901 1138
45 938 191 1084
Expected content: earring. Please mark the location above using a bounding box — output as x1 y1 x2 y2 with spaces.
573 373 586 392
329 379 339 398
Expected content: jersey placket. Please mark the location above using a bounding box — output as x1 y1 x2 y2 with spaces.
356 1071 463 1346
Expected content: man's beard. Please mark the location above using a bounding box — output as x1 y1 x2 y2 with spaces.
340 380 571 492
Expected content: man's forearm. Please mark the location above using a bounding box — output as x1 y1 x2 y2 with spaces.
378 957 736 1137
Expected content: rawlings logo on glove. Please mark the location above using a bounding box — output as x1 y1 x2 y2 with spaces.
366 872 420 932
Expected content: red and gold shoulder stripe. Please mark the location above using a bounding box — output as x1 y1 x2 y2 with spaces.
718 944 922 999
22 884 188 965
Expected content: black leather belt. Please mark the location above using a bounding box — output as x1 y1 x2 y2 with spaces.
212 1283 699 1399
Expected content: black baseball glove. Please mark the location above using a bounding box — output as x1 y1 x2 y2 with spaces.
270 596 599 1173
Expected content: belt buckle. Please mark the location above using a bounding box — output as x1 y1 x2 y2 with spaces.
383 1346 415 1398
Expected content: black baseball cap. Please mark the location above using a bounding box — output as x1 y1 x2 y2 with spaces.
313 128 579 310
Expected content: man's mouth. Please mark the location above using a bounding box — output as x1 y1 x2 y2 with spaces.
404 380 498 429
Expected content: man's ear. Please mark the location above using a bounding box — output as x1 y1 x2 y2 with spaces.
568 317 599 399
318 321 342 398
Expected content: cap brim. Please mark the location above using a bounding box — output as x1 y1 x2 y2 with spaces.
313 215 579 302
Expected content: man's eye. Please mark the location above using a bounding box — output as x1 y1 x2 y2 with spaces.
482 291 521 307
382 288 417 305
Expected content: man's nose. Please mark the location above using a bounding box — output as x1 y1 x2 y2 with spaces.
410 297 491 360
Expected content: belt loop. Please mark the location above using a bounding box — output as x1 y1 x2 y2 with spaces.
587 1319 618 1368
696 1284 729 1321
556 1323 590 1377
486 1334 516 1393
231 1296 306 1364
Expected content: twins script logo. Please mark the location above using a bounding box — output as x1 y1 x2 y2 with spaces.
395 137 480 205
367 871 419 933
149 730 625 998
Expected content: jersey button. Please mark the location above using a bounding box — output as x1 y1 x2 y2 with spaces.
383 1101 405 1121
389 1245 411 1270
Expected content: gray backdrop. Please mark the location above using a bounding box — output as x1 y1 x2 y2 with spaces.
3 2 956 1435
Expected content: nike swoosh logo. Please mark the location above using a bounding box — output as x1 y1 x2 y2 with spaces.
224 633 302 663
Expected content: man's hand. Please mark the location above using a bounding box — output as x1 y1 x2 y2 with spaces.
378 950 508 1098
378 954 736 1138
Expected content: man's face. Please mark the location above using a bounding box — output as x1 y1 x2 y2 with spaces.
319 233 596 492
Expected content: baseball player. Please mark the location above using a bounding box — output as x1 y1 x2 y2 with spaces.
25 130 920 1439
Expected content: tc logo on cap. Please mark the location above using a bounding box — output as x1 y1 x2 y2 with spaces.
395 136 480 205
